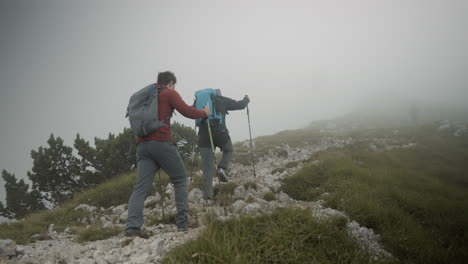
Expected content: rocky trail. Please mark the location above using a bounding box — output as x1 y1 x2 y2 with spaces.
1 137 400 264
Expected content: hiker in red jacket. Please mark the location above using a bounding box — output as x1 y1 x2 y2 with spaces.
125 71 209 237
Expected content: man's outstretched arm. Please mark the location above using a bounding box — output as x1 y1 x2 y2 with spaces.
225 95 250 111
169 90 210 119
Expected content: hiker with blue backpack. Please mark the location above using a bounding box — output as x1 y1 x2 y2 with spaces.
194 88 250 200
125 71 210 237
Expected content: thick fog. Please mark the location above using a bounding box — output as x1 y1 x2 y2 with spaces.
1 0 467 202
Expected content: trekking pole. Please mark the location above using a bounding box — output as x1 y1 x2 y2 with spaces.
158 170 165 222
207 118 225 212
189 124 197 183
127 130 137 169
206 118 221 186
247 105 257 178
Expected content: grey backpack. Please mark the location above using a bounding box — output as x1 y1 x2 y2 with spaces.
126 84 168 137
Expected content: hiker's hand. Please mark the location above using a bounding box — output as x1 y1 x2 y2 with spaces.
202 106 210 116
243 95 250 104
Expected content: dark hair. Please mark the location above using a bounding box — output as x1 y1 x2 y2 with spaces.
157 71 177 85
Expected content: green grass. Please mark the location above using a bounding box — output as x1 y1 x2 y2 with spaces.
255 128 327 148
274 148 288 158
163 207 391 264
282 163 328 201
285 161 300 168
282 125 468 264
2 120 466 264
232 128 328 166
188 174 203 191
215 182 239 207
72 171 137 208
243 181 257 191
263 191 276 202
219 182 238 195
271 167 286 174
231 150 253 166
0 205 91 244
77 225 121 243
148 213 177 226
0 170 171 244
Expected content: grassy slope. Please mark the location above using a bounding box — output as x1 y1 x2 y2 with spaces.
1 121 466 264
232 128 327 166
0 171 171 244
0 171 136 244
282 124 468 263
165 123 467 263
163 207 390 264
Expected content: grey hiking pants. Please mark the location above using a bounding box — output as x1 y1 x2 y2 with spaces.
199 146 233 199
125 141 188 230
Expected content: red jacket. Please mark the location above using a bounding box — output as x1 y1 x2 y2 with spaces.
137 87 207 143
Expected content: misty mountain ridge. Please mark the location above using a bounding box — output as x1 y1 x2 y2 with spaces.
308 100 468 132
1 118 467 263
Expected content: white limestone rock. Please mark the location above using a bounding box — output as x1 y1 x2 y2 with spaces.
311 160 321 166
144 193 161 207
74 204 97 213
244 192 256 202
438 121 451 131
232 200 247 213
188 188 204 203
47 224 54 235
0 239 16 257
119 211 128 223
241 203 262 214
309 201 348 221
111 204 127 215
347 221 392 259
233 185 246 199
104 253 118 264
277 191 291 204
165 184 175 201
454 125 467 136
150 238 165 255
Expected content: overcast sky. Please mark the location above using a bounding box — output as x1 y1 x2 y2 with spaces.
1 0 467 201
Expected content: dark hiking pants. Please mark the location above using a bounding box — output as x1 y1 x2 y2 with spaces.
199 135 233 199
125 141 188 230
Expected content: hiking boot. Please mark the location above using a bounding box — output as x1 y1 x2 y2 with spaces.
217 168 229 182
178 218 199 232
125 228 149 239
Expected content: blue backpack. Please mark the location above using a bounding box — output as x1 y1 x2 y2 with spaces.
194 88 223 126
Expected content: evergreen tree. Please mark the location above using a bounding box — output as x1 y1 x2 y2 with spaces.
0 170 44 218
26 188 45 213
74 134 104 184
27 134 83 205
94 128 136 179
172 122 198 161
74 128 136 181
0 201 6 217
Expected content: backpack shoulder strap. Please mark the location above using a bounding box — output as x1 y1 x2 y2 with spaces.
145 84 156 105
